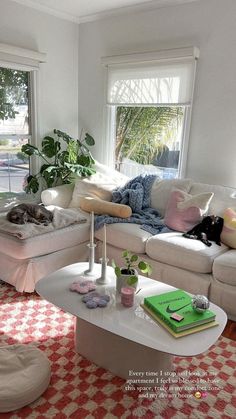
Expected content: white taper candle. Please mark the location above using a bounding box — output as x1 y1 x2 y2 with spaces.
90 211 94 245
103 224 106 260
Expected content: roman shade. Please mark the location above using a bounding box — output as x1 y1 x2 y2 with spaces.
103 47 199 106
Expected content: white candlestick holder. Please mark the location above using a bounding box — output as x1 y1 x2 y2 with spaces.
84 243 97 276
96 257 110 284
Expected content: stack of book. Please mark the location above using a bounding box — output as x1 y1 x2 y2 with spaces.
141 289 218 338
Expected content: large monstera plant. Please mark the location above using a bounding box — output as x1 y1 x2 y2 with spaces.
22 129 96 194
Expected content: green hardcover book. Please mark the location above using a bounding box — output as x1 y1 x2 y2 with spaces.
143 290 215 333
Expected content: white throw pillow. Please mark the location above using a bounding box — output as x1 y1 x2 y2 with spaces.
150 178 193 217
69 163 129 208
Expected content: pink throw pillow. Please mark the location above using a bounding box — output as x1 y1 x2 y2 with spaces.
164 189 213 232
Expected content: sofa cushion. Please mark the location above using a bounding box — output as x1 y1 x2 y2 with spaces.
95 223 152 254
0 217 90 260
221 208 236 248
69 170 128 208
145 232 228 273
213 250 236 286
164 189 213 232
150 178 192 217
189 182 236 216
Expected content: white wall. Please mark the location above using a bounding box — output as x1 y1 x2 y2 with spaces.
78 0 236 188
0 0 79 140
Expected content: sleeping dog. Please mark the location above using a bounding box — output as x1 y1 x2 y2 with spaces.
183 215 224 247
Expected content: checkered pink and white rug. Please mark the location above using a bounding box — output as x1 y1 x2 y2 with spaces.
0 281 235 419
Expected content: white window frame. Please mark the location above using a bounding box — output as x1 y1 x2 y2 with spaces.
101 47 199 178
0 70 36 148
0 43 46 208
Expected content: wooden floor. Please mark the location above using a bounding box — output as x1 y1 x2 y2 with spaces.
222 320 236 341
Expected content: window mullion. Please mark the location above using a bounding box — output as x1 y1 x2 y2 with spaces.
29 71 39 175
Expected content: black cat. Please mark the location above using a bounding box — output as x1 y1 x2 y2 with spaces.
183 215 224 247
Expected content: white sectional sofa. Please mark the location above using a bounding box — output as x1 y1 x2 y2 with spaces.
0 165 236 320
94 179 236 320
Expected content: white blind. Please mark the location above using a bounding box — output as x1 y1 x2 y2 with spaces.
105 49 198 106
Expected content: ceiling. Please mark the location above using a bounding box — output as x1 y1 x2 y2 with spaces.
10 0 200 23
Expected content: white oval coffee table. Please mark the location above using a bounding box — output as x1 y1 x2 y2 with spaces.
36 262 227 380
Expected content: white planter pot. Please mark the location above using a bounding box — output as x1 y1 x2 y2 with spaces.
116 269 138 294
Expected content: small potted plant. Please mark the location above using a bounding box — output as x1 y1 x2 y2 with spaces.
112 250 152 293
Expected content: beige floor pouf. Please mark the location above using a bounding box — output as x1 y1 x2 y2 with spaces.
0 344 51 412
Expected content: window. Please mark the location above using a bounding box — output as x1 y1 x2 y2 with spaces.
0 42 46 206
0 67 32 199
103 47 199 179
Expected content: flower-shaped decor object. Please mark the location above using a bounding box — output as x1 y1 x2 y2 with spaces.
70 280 96 294
82 292 110 309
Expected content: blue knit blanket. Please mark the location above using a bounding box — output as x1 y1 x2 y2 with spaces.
94 174 171 235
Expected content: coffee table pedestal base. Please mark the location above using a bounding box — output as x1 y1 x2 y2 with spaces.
75 318 173 380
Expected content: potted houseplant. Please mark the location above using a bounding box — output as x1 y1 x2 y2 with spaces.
112 250 152 293
21 129 96 194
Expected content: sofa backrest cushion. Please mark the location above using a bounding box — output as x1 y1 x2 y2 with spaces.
69 162 129 208
189 183 236 216
150 178 192 217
